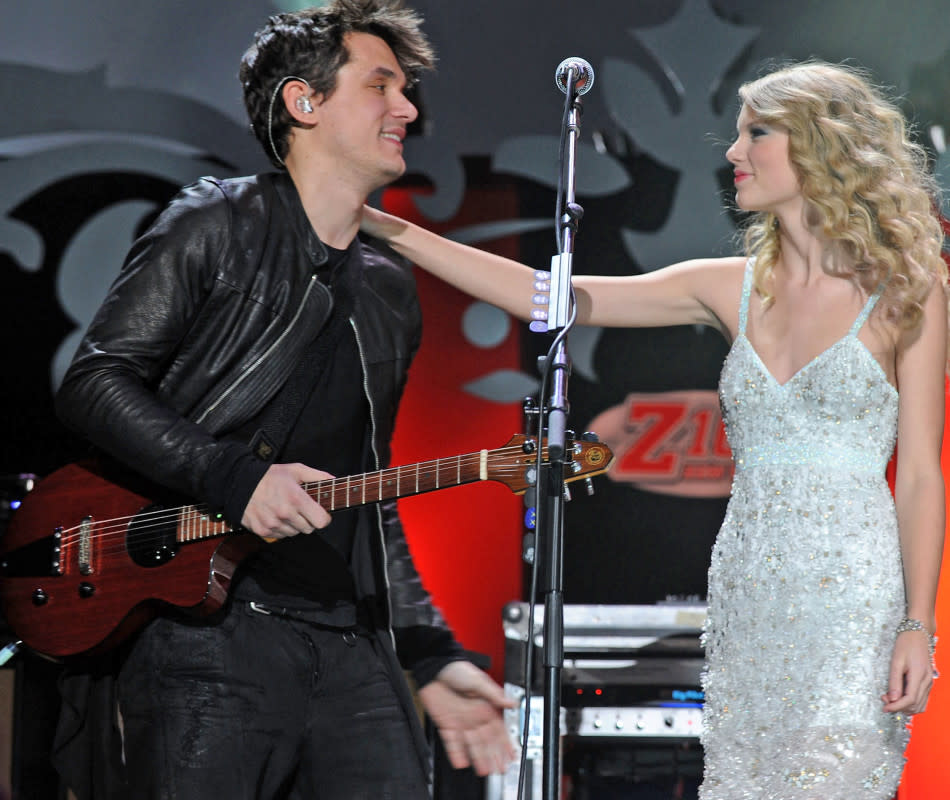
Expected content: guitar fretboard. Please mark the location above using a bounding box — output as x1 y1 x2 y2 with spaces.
306 450 488 510
163 436 612 547
173 448 505 544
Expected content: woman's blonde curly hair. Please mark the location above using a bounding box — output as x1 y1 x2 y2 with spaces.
738 61 946 336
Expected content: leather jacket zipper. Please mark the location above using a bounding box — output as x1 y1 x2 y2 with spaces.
194 275 329 426
349 315 395 646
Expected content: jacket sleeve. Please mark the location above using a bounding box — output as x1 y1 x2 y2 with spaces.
382 498 468 686
54 179 267 519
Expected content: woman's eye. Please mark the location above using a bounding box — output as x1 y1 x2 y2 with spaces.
750 127 767 138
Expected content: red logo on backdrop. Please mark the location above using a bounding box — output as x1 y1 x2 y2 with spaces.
588 390 734 498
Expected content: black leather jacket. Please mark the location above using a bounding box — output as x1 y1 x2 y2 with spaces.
56 171 460 673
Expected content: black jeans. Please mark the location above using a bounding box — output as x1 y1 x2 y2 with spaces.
115 602 430 800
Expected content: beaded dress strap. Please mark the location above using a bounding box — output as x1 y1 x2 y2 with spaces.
737 258 755 336
849 284 885 335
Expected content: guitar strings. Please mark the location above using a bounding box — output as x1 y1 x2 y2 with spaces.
55 454 534 557
50 446 551 560
53 440 596 559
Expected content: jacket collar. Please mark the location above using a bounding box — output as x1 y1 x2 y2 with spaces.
269 171 330 269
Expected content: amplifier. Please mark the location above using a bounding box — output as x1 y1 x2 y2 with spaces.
503 601 705 725
567 705 702 738
491 602 707 799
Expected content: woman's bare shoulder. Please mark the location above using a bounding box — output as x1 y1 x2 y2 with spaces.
654 255 746 284
686 255 747 274
683 256 747 335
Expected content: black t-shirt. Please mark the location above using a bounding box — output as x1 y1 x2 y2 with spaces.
234 243 369 612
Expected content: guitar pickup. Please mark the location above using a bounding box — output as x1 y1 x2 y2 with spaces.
78 515 94 575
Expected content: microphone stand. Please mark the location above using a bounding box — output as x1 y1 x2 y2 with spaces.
537 67 585 800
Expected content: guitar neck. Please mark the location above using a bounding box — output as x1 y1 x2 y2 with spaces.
305 450 486 511
176 450 492 544
172 435 611 546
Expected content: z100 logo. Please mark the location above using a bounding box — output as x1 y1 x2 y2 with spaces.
588 390 733 498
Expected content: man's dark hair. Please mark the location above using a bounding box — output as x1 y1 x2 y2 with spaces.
239 0 435 167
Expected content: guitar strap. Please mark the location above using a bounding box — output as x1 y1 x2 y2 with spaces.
247 247 359 464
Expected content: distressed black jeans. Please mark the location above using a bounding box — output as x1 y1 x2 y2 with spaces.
115 602 430 799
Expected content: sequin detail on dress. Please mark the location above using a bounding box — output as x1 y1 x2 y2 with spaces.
700 260 907 799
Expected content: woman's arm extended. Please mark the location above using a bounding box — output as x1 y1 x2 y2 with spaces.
361 205 744 336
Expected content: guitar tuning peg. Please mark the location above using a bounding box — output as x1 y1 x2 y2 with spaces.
584 477 595 496
522 396 539 436
563 484 572 502
580 431 599 442
522 532 536 564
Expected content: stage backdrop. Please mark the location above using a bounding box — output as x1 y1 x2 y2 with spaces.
386 178 525 681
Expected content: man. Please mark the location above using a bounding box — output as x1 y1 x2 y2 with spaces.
51 2 514 797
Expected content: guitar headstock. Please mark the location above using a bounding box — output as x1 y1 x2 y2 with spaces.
486 433 613 495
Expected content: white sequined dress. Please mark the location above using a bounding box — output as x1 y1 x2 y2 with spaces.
700 261 908 799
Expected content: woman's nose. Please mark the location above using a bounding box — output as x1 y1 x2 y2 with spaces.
726 138 742 164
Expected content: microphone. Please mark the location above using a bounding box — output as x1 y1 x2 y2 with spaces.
554 57 594 96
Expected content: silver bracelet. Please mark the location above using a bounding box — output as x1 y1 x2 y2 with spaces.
897 617 937 662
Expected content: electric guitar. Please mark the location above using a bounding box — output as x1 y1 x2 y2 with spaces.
0 433 612 659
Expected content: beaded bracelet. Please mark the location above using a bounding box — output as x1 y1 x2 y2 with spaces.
896 617 937 662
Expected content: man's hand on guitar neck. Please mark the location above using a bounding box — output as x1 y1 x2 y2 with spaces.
242 462 333 539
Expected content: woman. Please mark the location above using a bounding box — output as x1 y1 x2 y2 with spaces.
363 61 947 798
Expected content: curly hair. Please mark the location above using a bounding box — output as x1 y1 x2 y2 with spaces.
239 0 435 168
737 61 946 335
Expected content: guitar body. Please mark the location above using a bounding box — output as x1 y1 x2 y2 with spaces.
0 462 260 659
